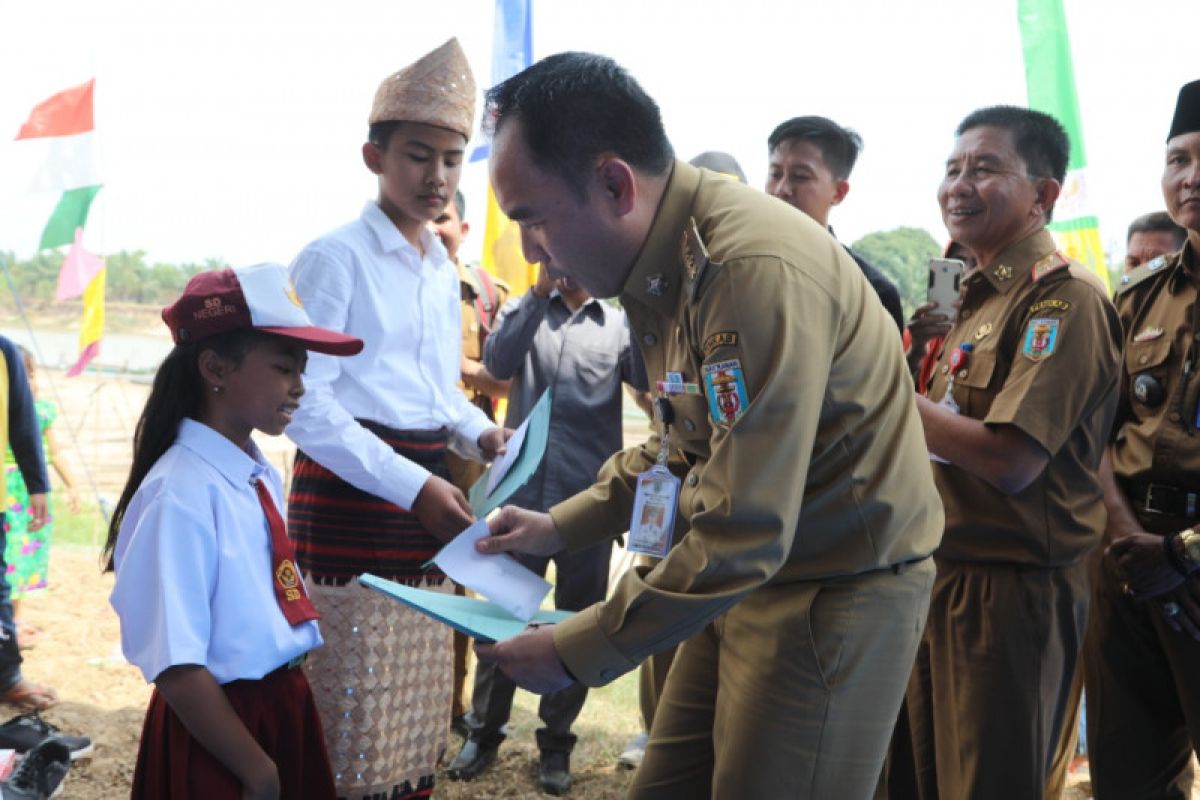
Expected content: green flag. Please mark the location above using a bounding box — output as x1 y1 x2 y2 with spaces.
39 184 102 250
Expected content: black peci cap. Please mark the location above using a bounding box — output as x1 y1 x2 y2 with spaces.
1168 80 1200 142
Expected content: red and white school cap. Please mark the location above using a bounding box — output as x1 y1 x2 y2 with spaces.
161 263 363 356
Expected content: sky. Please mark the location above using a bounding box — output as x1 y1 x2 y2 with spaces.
0 0 1196 270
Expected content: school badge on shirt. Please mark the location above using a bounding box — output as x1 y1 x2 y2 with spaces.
702 359 748 427
1021 318 1060 362
276 559 302 602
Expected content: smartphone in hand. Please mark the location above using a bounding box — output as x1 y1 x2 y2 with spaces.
927 258 964 322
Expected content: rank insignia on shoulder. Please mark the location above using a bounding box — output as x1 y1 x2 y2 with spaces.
974 322 993 340
1133 326 1164 342
1021 317 1060 362
702 359 748 427
646 273 668 297
1031 251 1069 282
1147 255 1167 271
683 217 715 300
1029 298 1071 314
702 331 738 358
993 264 1014 281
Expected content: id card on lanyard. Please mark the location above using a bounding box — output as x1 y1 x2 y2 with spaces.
628 397 681 558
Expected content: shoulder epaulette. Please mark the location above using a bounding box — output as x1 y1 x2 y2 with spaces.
1031 250 1069 283
683 217 716 302
1116 255 1170 296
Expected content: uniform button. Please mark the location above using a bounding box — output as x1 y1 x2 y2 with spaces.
1171 412 1182 422
960 310 972 320
600 669 616 681
687 474 698 487
683 418 696 432
1139 354 1150 365
941 365 949 374
958 370 968 379
642 333 658 346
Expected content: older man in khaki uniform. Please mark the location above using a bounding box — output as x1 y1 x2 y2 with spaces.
470 52 943 799
1083 79 1200 799
886 106 1122 800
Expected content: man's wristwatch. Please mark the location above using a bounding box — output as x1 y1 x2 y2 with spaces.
1167 528 1200 575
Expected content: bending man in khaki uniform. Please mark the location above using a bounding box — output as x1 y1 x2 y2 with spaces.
886 106 1122 800
471 52 944 799
1084 78 1200 799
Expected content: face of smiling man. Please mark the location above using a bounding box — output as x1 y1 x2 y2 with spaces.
937 125 1054 268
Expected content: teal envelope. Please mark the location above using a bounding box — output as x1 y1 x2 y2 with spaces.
358 573 572 643
468 388 552 516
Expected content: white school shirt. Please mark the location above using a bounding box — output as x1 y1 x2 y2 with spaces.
110 418 322 685
286 201 493 510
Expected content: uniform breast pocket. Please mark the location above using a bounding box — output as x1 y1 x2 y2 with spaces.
954 348 998 418
1125 336 1173 409
668 394 712 461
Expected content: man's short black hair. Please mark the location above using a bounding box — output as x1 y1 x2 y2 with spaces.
1127 210 1187 247
484 52 674 198
368 121 401 150
451 189 466 220
955 105 1070 183
767 116 863 180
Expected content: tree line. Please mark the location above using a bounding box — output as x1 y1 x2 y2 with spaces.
0 250 224 307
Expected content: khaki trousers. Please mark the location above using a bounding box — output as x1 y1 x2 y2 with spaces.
887 558 1089 800
633 559 934 800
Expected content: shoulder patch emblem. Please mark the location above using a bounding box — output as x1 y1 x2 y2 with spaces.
1133 326 1164 343
1022 318 1060 362
702 359 748 428
1028 298 1071 314
702 331 738 358
1031 251 1069 282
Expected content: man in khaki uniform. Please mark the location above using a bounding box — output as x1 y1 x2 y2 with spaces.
885 106 1122 800
1083 79 1200 799
470 52 944 799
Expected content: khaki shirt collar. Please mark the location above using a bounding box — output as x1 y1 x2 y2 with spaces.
1167 240 1198 294
974 229 1057 295
620 160 702 316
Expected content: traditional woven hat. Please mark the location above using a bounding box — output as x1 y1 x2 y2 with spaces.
369 38 476 139
1168 79 1200 142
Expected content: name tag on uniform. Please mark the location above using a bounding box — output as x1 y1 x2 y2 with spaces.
627 466 680 558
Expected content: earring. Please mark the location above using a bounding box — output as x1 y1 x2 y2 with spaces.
212 385 222 394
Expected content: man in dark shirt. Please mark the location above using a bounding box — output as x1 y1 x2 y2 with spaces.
765 115 904 330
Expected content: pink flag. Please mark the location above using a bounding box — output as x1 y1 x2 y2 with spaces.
55 227 104 301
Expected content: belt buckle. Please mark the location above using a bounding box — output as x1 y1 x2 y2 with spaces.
1144 483 1166 515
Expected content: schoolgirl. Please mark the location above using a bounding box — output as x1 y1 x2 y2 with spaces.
104 263 362 799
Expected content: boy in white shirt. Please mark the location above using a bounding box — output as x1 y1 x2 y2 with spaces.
284 38 507 800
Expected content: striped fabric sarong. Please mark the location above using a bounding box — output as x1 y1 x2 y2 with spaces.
288 422 449 584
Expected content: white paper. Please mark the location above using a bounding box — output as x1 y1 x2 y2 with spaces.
432 517 551 622
485 416 530 496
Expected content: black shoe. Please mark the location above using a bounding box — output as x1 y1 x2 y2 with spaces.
0 714 92 761
2 736 71 799
449 714 470 740
538 749 571 796
446 739 498 781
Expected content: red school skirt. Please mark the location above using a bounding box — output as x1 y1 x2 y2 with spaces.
131 663 335 799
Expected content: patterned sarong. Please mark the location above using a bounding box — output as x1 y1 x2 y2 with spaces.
288 423 455 800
